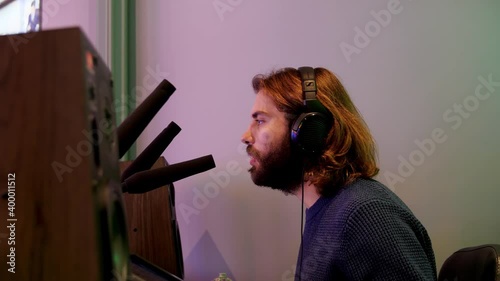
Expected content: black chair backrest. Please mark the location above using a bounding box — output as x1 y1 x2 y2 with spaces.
438 244 500 281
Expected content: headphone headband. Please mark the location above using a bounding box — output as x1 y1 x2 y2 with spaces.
291 66 333 155
298 66 317 106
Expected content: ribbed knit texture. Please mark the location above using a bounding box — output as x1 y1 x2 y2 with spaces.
295 178 437 281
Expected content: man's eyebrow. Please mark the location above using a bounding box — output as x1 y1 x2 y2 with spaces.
251 111 268 119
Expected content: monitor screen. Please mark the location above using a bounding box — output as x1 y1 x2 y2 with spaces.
0 0 41 36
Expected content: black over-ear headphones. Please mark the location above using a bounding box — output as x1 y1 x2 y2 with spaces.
290 67 333 155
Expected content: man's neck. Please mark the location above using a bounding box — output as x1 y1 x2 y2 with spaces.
293 181 321 208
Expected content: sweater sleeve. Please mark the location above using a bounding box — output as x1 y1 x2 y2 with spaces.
337 198 437 281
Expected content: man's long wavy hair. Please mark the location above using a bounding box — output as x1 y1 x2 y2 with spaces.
252 67 379 196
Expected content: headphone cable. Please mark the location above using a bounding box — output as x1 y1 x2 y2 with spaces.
298 164 305 281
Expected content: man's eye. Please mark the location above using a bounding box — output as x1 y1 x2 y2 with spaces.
255 120 264 125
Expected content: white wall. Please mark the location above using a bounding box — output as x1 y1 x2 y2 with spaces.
41 0 108 62
135 1 500 280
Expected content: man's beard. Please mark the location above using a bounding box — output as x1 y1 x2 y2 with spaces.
247 137 304 194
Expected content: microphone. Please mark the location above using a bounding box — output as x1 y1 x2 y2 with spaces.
117 79 176 158
120 122 182 182
122 155 216 194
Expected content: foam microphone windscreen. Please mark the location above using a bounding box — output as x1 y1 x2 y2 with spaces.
117 79 176 158
122 155 216 194
120 121 182 182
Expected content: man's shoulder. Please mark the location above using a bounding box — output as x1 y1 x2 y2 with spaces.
324 178 413 221
332 178 395 206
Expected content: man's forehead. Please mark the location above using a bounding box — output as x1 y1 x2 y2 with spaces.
251 90 278 115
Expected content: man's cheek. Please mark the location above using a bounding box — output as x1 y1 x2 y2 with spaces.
261 131 273 144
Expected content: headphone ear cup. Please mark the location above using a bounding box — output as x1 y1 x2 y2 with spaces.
291 112 331 154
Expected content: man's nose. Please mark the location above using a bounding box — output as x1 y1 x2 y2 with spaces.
241 128 253 145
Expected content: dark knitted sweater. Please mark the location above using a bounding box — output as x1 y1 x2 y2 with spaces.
295 178 437 281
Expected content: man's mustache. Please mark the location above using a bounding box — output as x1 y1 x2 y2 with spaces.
246 146 261 159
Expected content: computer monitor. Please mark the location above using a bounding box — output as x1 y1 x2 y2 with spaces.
0 0 42 36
